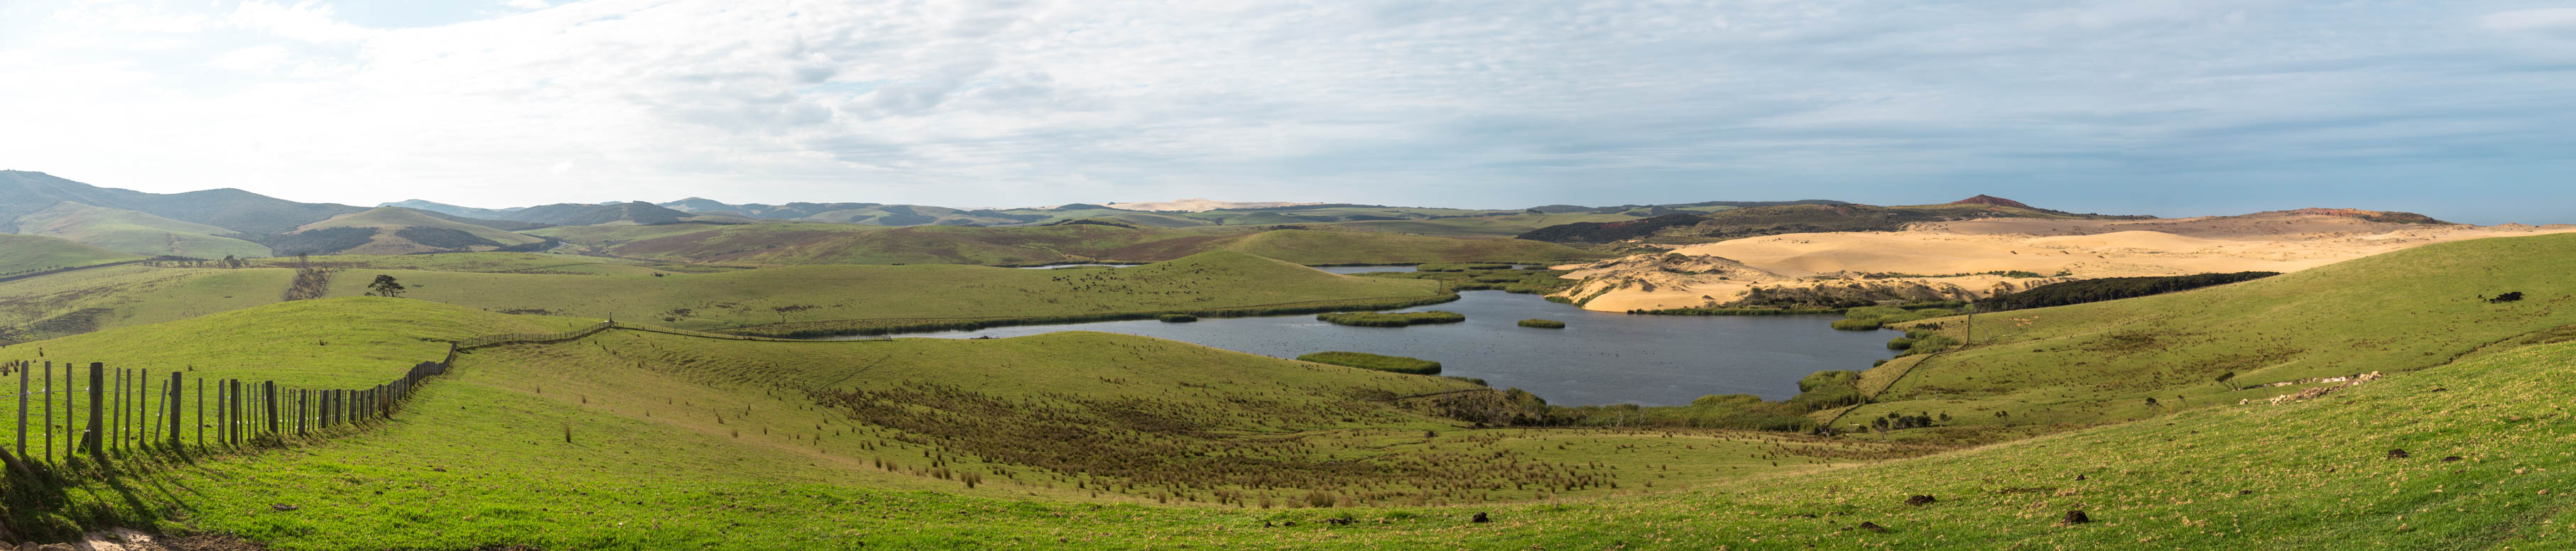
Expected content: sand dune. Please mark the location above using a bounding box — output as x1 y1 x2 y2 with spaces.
1558 214 2576 312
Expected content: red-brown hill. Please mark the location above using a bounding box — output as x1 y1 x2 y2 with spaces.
1949 195 2036 209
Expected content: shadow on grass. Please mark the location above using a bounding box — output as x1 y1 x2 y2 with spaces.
3 442 293 542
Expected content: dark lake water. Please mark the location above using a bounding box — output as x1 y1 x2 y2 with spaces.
844 291 1896 405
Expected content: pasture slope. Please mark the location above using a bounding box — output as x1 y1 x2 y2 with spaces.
1847 231 2576 433
0 234 141 277
0 234 2568 549
310 251 1454 334
1 298 1895 548
12 202 273 260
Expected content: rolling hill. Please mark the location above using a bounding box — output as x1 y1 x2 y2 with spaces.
313 250 1451 334
580 223 1604 267
11 201 273 259
0 170 363 236
270 207 548 255
1843 231 2576 433
0 233 144 277
6 254 2575 547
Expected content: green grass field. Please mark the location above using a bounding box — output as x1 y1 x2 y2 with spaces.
317 251 1447 334
1840 231 2576 434
0 234 142 277
3 295 2569 549
1 230 2571 549
244 252 678 276
0 266 288 342
12 202 272 260
1 298 1901 547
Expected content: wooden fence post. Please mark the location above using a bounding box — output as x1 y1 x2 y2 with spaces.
168 372 182 449
229 379 241 446
84 362 103 459
265 381 278 440
112 368 124 454
16 360 26 460
43 361 53 464
195 378 204 449
138 369 151 450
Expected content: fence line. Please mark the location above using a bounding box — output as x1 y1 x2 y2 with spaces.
0 320 626 474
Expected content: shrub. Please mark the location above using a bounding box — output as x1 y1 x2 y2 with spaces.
1978 272 2280 312
1886 337 1917 350
1830 318 1884 331
1297 351 1442 375
1157 314 1198 322
1517 319 1566 329
1316 311 1465 327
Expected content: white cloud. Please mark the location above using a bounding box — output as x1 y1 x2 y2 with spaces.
0 0 2567 220
229 1 376 43
2480 8 2576 33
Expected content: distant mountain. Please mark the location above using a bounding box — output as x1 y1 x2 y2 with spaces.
0 170 363 235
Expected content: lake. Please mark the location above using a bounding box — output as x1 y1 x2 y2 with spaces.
841 291 1896 405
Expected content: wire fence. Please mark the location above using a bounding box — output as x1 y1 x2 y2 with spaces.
0 321 617 474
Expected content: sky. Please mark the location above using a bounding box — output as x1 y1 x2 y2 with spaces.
1 1 2571 224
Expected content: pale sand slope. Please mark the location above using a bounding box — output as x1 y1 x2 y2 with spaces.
1560 214 2576 312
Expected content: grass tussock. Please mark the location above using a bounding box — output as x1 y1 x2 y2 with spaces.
1295 351 1442 374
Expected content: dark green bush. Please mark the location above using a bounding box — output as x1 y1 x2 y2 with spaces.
1517 319 1566 329
1978 272 2280 312
1158 314 1197 322
1297 351 1442 374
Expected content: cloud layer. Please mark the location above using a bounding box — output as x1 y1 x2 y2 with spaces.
1 0 2570 222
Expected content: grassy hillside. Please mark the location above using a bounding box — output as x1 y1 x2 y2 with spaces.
280 207 545 255
1846 231 2576 432
320 251 1449 334
588 223 1601 267
0 234 143 276
4 299 1891 547
0 170 364 236
0 266 288 342
243 252 678 276
13 202 273 259
8 297 2572 548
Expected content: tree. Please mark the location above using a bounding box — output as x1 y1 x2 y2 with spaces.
368 275 406 298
